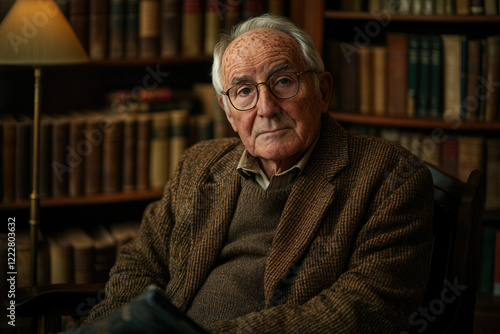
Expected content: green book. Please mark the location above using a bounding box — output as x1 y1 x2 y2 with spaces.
429 35 442 119
407 34 420 118
417 35 431 118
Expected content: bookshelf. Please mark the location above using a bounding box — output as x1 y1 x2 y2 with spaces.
295 1 500 333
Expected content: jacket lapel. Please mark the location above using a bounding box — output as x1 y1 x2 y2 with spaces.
264 115 350 299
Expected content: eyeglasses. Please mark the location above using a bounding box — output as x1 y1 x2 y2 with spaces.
222 70 314 111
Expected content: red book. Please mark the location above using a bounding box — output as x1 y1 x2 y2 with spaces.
441 135 458 176
386 33 409 117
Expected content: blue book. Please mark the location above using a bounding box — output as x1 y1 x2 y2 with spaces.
429 35 442 119
417 35 431 118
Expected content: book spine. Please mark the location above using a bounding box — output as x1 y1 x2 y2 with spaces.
442 35 462 122
470 0 485 14
429 35 442 118
109 0 126 59
181 0 203 56
456 0 471 14
407 35 419 119
358 46 372 115
204 0 221 56
68 119 85 198
2 121 15 202
457 135 485 183
84 118 103 195
149 112 170 189
15 119 31 202
102 117 123 193
160 0 182 57
339 43 360 113
372 46 387 117
494 230 500 296
460 37 468 119
441 136 458 176
69 0 90 52
139 0 160 58
136 115 151 190
224 0 241 31
417 35 431 118
168 110 188 177
52 120 69 198
386 33 408 117
485 35 500 122
485 139 500 210
242 0 266 19
466 39 481 121
125 0 139 59
122 116 137 192
480 227 496 294
89 0 109 60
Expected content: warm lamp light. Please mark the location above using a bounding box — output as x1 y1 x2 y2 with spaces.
0 0 89 286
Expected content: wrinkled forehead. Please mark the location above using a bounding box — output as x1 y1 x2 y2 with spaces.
221 28 305 83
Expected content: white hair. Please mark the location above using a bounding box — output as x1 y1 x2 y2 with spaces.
211 14 325 112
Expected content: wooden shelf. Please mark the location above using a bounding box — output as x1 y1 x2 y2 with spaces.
331 112 500 130
85 55 213 67
0 189 163 210
324 11 500 23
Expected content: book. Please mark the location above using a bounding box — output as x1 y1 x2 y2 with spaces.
51 115 70 198
188 114 214 146
442 35 464 122
136 113 151 190
102 114 123 193
358 46 372 115
386 33 408 117
204 0 221 56
411 0 423 14
423 0 434 14
15 116 31 202
125 0 139 58
40 115 53 198
485 139 500 210
1 115 15 202
68 114 86 198
84 113 103 195
484 0 498 14
268 0 285 15
470 0 484 14
372 46 387 117
456 0 471 14
149 111 171 189
69 0 90 52
435 0 446 14
325 40 341 111
441 136 458 176
169 109 189 177
421 135 441 167
66 227 95 284
429 35 442 118
88 225 117 283
339 43 360 113
139 0 160 58
457 135 484 183
407 35 420 119
484 35 500 122
109 0 126 59
242 0 266 19
89 0 109 59
122 114 137 192
160 0 181 57
465 39 482 121
417 35 431 118
48 230 73 284
181 0 203 55
193 82 233 139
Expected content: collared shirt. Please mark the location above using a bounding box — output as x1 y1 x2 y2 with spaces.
237 135 319 190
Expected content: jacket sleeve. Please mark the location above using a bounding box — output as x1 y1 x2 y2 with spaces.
206 158 434 334
81 155 184 325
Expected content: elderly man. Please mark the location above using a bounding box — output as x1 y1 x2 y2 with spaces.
85 14 433 333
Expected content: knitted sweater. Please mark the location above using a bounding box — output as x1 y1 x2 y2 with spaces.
84 114 434 333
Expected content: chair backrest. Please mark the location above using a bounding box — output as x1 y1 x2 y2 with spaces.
411 163 486 334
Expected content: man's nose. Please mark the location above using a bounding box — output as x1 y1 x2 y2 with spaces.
256 84 279 117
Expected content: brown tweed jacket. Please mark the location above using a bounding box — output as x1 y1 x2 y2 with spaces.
85 114 434 333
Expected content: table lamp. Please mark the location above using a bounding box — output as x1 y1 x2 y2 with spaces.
0 0 89 286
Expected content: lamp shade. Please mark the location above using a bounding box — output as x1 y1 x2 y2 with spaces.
0 0 88 65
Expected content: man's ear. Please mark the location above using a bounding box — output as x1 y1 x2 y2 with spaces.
318 71 333 113
218 94 238 132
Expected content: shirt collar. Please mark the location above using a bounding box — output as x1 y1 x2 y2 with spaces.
237 134 319 190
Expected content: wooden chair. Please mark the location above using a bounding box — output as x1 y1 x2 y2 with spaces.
411 163 486 334
8 165 486 334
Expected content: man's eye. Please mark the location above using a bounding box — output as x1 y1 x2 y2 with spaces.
275 76 293 86
238 86 253 96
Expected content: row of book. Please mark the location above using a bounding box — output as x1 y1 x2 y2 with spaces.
346 123 500 210
0 83 233 204
479 226 500 297
327 33 500 122
0 0 288 60
338 0 500 16
0 221 141 288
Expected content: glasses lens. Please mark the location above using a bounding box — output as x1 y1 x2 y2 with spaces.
229 84 257 110
269 73 299 99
